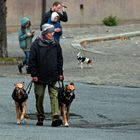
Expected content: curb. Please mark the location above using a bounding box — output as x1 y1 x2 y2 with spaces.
71 31 140 53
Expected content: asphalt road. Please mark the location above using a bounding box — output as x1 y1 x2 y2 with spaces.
0 76 140 140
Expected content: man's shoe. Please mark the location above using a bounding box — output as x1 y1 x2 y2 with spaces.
51 119 62 127
36 121 43 126
18 64 22 73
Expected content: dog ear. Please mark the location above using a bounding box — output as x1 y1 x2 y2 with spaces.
77 52 81 57
14 83 19 88
21 81 25 85
64 85 68 90
15 82 24 89
70 82 74 85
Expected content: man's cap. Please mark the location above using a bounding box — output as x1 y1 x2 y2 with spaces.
42 24 55 34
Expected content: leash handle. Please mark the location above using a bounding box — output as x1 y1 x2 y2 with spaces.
58 80 64 89
25 80 33 95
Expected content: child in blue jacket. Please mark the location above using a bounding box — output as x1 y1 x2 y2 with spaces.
48 12 62 42
18 17 35 74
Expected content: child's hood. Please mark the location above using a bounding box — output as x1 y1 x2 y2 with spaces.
51 12 59 22
20 17 30 26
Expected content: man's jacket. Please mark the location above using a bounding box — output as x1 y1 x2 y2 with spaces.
29 37 63 84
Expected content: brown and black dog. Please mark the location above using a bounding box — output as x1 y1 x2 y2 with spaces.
58 82 75 127
12 82 29 124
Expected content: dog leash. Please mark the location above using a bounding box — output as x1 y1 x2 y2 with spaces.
58 80 64 89
25 81 33 95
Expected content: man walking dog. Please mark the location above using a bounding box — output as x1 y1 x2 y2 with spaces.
28 23 64 127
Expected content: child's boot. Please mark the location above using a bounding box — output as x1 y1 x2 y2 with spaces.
18 63 23 73
26 66 30 74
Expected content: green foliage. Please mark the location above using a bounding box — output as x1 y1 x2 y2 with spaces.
103 15 119 26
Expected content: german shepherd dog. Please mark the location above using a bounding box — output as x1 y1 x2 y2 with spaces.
58 82 75 127
12 82 29 124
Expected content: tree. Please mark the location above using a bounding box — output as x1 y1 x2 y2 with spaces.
42 0 46 19
0 0 8 57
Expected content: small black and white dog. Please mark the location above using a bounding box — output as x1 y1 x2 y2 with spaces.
77 52 93 69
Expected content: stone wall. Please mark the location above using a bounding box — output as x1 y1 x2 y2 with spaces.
7 0 42 31
7 0 140 30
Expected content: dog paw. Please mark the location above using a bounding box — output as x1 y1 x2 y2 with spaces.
88 65 92 68
64 122 69 127
17 121 21 125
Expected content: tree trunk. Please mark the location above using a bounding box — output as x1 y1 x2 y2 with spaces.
42 0 46 19
0 0 8 57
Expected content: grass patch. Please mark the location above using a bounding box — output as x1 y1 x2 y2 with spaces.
0 57 22 64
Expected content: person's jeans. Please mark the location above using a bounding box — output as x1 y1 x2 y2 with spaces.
34 82 60 120
23 51 30 66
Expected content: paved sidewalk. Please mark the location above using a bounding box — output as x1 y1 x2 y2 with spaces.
1 23 140 87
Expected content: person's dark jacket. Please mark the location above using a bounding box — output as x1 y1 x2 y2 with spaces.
40 9 68 30
28 36 63 84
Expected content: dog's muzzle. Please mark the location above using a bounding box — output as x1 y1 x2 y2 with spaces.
12 88 28 103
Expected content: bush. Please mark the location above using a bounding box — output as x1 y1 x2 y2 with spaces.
103 15 119 26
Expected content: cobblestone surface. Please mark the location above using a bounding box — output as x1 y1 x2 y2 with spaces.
1 23 140 87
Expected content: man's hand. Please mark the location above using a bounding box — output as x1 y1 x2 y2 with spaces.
54 28 61 32
58 75 64 81
26 32 32 37
32 77 38 82
32 31 35 36
61 4 67 11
